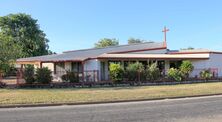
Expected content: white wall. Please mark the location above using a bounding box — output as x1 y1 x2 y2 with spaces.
190 53 222 77
190 60 208 77
42 63 54 72
207 54 222 77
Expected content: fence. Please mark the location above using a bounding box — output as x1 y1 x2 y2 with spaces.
12 70 99 85
0 69 20 85
0 73 2 82
83 70 99 82
53 70 99 82
3 67 221 85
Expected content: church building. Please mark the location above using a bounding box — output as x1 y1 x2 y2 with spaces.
16 27 222 82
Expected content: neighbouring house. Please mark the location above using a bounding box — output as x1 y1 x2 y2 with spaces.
16 40 222 82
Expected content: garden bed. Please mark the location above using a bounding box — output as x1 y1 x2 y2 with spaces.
14 79 222 88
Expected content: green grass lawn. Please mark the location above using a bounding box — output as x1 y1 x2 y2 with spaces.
0 82 222 106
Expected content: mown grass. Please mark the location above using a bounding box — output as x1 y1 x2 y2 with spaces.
0 82 222 106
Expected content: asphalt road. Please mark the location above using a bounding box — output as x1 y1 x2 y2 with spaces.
0 96 222 122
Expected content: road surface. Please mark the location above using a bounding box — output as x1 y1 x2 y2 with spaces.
0 95 222 122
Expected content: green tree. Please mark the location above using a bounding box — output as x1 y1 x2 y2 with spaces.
167 68 182 81
35 67 52 84
109 63 124 83
126 62 144 81
95 38 119 48
146 63 160 81
128 38 145 44
24 65 35 84
200 69 212 81
180 47 194 50
0 13 52 57
179 60 194 79
0 34 22 74
61 71 79 83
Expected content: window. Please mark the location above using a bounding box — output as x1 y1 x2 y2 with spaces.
56 62 65 68
54 62 65 74
71 62 82 72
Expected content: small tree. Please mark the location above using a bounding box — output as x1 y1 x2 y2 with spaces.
167 68 182 81
35 67 52 84
146 63 160 81
109 63 124 83
179 60 194 79
200 69 212 81
61 71 79 83
24 65 35 84
126 62 144 81
68 72 79 83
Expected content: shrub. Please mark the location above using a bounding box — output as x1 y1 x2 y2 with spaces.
109 63 124 83
61 74 68 82
62 71 79 83
0 81 6 88
146 63 160 81
167 68 182 81
24 65 35 84
126 62 144 81
35 67 52 84
200 69 212 81
68 72 79 83
179 60 194 79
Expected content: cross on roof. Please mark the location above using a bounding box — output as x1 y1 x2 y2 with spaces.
162 26 169 47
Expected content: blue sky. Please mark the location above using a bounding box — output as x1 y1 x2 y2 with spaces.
1 0 222 53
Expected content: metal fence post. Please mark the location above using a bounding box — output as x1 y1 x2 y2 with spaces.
16 69 20 86
0 72 2 82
